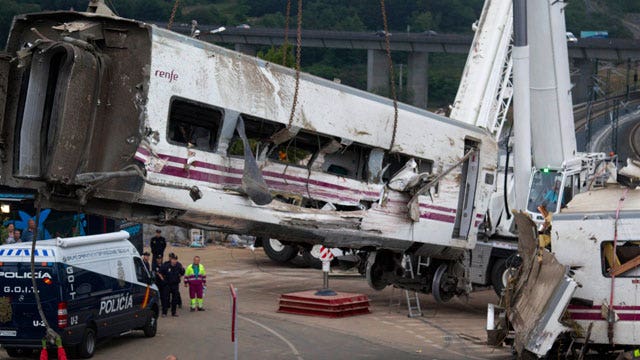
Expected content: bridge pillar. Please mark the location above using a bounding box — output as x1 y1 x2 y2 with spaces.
408 52 429 109
367 49 390 95
234 44 258 57
571 58 596 104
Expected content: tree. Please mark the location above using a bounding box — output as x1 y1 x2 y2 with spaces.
257 44 295 68
410 11 437 32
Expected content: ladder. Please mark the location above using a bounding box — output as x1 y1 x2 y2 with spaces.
403 255 423 318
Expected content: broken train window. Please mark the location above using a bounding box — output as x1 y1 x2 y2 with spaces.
167 97 223 151
382 153 433 183
601 241 640 277
322 142 372 180
228 114 284 158
269 130 335 167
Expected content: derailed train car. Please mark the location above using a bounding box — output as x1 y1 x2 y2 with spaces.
0 5 497 298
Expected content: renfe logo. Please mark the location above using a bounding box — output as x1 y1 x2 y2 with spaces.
99 293 133 315
154 69 179 83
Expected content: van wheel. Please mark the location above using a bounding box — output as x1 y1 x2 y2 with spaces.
5 348 33 357
77 327 96 358
143 311 158 337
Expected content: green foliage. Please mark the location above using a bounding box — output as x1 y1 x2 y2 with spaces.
253 12 286 28
410 11 437 32
565 0 632 38
257 44 295 68
0 0 638 108
180 4 227 24
0 0 41 47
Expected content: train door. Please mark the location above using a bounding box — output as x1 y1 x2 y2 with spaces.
453 140 480 239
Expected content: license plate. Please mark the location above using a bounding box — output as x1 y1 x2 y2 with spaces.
0 330 16 337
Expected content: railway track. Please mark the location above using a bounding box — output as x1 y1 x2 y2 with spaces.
574 91 640 130
630 121 640 159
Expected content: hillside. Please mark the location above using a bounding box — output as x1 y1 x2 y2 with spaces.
0 0 637 107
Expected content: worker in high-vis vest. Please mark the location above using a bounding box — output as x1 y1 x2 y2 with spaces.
184 256 207 311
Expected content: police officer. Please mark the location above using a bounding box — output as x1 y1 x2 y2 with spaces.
141 251 151 272
159 253 185 317
150 229 167 261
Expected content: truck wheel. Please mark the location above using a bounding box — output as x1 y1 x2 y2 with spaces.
262 238 297 263
491 258 509 297
5 348 33 358
143 310 158 337
77 327 96 358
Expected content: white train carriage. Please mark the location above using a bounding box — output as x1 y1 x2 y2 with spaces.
0 9 497 296
552 187 640 347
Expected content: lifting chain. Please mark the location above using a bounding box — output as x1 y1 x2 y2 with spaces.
282 0 292 66
167 0 181 30
380 0 400 152
286 0 303 128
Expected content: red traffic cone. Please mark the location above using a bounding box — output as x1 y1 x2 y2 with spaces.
56 337 68 360
39 339 48 360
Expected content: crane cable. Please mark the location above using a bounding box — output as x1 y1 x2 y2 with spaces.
379 0 399 152
286 0 303 128
167 0 180 30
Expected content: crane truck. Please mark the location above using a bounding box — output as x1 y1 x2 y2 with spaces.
487 0 640 357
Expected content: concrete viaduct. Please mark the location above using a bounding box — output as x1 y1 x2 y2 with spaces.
167 23 640 108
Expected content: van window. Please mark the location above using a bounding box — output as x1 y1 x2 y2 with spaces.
133 257 151 283
168 97 223 151
71 266 113 298
228 115 284 157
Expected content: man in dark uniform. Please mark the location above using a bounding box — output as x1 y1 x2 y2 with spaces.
159 253 184 317
152 256 167 313
150 230 167 261
142 251 151 272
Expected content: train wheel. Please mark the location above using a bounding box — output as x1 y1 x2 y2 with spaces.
262 238 298 263
302 247 322 269
366 252 388 290
432 264 455 303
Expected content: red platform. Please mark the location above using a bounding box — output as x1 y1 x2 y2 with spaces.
277 290 370 318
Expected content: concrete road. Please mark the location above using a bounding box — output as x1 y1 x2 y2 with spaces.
1 245 512 360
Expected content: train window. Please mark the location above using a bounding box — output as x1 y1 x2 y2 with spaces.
270 130 335 167
167 97 223 151
601 241 640 278
382 153 433 182
322 143 372 180
228 115 285 157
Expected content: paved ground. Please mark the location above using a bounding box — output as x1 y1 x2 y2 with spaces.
1 244 513 360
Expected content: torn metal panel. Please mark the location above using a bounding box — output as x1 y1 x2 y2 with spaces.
508 212 577 358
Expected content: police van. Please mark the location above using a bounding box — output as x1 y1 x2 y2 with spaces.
0 231 159 358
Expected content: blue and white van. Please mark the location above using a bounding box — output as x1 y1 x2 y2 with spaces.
0 231 159 358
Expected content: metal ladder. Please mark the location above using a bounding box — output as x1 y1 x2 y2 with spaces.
403 255 423 318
